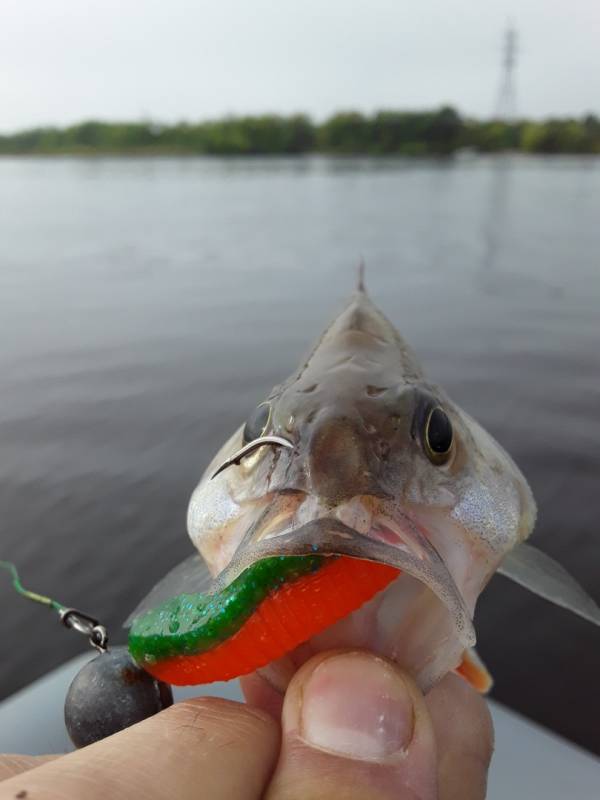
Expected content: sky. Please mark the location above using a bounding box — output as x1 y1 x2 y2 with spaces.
1 0 599 132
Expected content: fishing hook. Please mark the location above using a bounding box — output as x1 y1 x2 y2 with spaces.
211 435 294 479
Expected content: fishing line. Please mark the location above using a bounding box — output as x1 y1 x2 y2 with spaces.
0 559 108 651
0 559 65 612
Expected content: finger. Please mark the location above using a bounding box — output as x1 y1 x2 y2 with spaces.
265 650 437 800
240 672 285 720
0 697 279 800
0 755 58 781
426 673 494 800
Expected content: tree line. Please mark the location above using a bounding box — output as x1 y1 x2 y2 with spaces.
1 108 599 156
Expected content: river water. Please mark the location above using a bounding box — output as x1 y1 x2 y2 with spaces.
0 154 598 753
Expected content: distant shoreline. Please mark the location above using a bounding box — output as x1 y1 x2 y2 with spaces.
2 107 599 156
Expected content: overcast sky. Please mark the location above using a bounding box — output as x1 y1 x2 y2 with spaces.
1 0 599 132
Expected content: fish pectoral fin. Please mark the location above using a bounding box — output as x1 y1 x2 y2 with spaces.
455 648 493 694
498 542 600 627
123 553 214 628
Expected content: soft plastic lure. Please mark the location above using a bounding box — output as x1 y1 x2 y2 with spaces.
129 555 400 685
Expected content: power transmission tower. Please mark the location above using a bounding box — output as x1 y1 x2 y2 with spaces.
495 24 517 120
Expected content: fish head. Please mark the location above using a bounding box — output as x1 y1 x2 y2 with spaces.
187 284 537 689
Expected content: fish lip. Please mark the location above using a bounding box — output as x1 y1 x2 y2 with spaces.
211 495 476 649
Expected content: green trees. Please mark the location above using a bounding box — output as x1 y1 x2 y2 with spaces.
462 121 521 152
317 107 463 155
520 117 600 154
1 110 599 155
191 115 315 155
318 113 371 154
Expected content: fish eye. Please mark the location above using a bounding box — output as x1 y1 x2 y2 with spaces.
243 402 272 444
424 406 453 465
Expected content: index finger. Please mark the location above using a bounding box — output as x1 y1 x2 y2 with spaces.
0 697 279 800
0 756 58 782
426 673 494 800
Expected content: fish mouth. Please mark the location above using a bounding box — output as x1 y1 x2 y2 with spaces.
209 492 476 651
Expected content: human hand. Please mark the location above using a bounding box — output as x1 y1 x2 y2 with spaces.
0 650 493 800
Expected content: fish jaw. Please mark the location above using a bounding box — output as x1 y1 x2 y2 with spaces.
187 488 510 691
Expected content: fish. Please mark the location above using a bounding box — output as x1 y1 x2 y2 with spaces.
127 272 599 692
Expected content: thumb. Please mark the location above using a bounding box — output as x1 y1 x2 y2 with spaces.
264 650 437 800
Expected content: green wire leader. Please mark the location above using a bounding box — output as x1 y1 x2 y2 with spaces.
0 560 65 612
0 560 108 652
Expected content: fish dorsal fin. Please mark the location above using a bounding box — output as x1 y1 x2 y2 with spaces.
356 258 366 293
297 277 422 382
498 542 600 626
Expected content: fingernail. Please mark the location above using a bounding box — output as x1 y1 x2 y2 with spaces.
300 653 414 761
